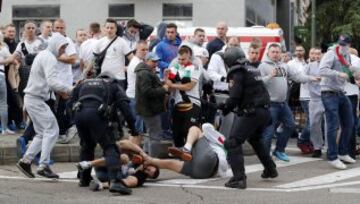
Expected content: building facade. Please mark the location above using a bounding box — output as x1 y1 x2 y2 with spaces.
0 0 279 39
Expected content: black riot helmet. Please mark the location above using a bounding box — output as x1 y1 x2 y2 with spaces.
223 47 247 67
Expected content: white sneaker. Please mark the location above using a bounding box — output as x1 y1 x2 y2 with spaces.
2 129 16 135
329 159 347 170
338 155 356 164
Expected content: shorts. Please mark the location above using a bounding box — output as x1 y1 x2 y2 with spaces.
180 137 218 179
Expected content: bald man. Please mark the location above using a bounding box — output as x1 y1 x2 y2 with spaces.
206 21 228 58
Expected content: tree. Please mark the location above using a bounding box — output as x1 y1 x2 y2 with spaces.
302 0 360 51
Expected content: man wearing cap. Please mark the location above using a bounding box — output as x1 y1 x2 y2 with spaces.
135 52 169 156
319 34 360 169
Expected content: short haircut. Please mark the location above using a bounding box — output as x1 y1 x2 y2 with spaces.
54 18 65 24
105 18 118 26
75 29 85 37
151 166 160 179
24 20 36 27
136 40 148 49
89 22 101 34
268 43 281 50
166 23 177 30
126 19 141 28
40 20 52 27
178 45 192 56
194 28 205 35
4 24 15 29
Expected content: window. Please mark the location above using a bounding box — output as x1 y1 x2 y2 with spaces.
12 5 60 41
109 4 134 20
13 5 60 19
163 3 193 27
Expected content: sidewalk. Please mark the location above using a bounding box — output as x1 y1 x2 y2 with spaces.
0 133 88 165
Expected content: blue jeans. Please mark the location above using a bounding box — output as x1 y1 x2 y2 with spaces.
263 102 295 153
347 95 358 159
129 98 145 134
321 93 353 161
299 100 310 144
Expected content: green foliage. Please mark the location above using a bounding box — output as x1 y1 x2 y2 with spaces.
302 0 360 50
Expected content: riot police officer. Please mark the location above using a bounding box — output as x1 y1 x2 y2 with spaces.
69 74 139 195
218 48 278 189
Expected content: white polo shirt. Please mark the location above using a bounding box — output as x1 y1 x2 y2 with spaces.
126 56 143 98
94 36 132 80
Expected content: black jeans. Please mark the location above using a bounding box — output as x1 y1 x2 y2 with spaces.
172 104 201 147
75 107 121 183
225 107 276 179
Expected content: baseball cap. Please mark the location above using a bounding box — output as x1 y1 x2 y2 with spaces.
338 34 352 46
145 52 160 61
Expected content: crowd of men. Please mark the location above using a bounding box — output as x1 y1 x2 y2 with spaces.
0 18 360 194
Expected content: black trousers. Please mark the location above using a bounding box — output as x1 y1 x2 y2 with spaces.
75 107 121 183
56 97 72 135
172 104 201 147
225 107 276 179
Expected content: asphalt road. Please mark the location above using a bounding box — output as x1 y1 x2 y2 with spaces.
0 144 359 204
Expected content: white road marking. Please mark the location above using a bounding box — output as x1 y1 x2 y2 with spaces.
2 174 360 193
277 167 360 189
330 187 360 194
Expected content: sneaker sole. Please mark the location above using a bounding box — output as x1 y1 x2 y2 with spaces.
16 163 35 178
36 173 59 180
168 147 192 161
109 187 132 195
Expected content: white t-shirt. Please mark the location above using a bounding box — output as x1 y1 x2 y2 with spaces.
15 38 45 59
57 37 77 86
288 58 309 100
0 46 11 73
94 36 132 80
126 56 143 98
79 38 99 65
169 62 201 106
345 54 360 96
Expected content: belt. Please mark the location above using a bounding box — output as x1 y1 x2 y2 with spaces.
0 69 4 74
321 91 344 96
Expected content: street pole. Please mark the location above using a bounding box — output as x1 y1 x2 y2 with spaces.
311 0 316 47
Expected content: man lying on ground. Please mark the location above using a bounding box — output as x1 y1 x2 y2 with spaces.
76 139 160 191
144 123 229 179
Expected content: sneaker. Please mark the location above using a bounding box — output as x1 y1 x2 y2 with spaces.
16 160 35 178
37 166 59 179
57 134 67 144
16 137 27 160
2 129 16 135
225 177 247 189
312 150 322 158
168 147 192 161
89 180 103 191
65 126 78 143
109 181 132 195
338 155 356 164
273 151 290 162
261 168 278 179
297 143 312 154
76 161 92 171
329 159 347 170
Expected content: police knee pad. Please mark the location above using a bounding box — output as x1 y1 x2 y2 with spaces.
224 138 242 154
